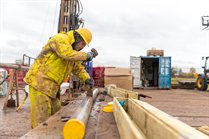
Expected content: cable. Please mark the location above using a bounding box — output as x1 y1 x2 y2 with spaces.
63 0 84 30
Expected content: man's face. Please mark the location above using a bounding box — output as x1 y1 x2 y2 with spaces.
74 41 86 51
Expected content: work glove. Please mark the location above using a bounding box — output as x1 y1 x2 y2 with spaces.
86 48 98 61
85 78 94 88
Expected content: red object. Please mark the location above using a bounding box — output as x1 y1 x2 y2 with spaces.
93 67 105 87
16 70 27 86
5 65 28 86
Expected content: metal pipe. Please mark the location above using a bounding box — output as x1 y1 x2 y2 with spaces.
0 63 29 70
63 88 99 139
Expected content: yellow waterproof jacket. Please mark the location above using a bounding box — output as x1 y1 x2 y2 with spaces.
24 31 90 98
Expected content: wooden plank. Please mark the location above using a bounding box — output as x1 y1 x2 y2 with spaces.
147 49 164 56
113 97 147 139
0 63 30 70
109 87 127 98
108 86 138 99
128 99 180 139
197 126 209 136
14 71 19 107
108 87 208 139
129 99 209 139
117 88 138 99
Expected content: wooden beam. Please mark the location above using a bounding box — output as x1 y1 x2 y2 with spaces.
0 63 29 70
197 126 209 136
103 86 208 138
113 97 147 139
108 85 138 99
128 98 209 139
113 97 208 139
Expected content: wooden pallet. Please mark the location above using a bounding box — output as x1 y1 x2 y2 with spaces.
147 49 164 56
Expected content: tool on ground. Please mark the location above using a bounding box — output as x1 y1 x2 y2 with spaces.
102 105 113 113
61 116 71 122
61 100 70 106
107 101 113 106
103 101 115 113
7 92 16 107
138 94 152 100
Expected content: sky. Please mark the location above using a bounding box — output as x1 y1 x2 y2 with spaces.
0 0 209 72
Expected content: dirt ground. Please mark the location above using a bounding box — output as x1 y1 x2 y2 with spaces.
85 94 120 139
0 90 30 139
0 88 209 138
0 90 120 139
137 89 209 127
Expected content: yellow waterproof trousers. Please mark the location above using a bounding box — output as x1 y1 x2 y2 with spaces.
29 86 61 128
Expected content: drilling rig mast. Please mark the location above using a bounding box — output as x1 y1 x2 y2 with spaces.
58 0 84 32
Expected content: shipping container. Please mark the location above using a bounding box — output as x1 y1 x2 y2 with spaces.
130 56 171 89
158 57 171 89
130 56 141 88
130 56 141 68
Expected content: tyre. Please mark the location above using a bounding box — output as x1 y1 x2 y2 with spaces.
197 76 208 91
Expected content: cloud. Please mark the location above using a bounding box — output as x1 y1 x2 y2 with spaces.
82 0 209 68
0 0 209 71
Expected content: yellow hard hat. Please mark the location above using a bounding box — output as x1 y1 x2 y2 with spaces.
75 28 92 45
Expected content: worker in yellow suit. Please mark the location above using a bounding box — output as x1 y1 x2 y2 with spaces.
23 28 97 128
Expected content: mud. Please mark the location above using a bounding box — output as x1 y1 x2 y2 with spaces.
0 90 30 139
85 94 120 139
